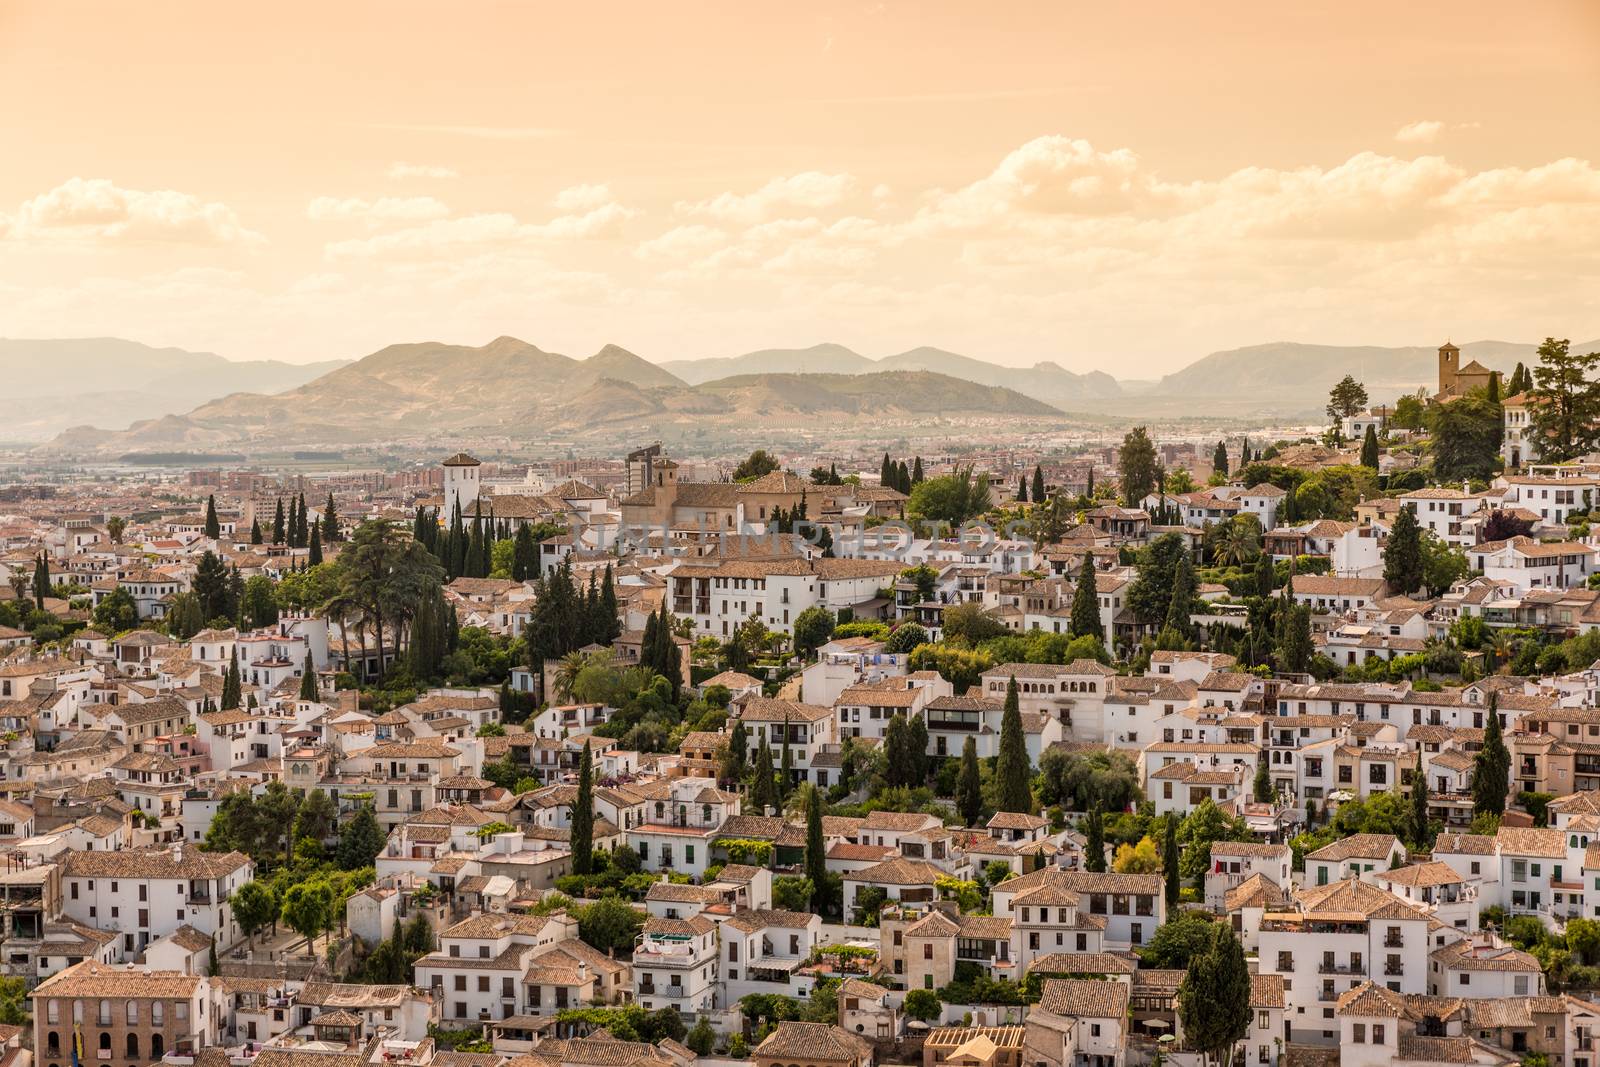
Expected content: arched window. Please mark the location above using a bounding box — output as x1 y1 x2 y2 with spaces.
152 1034 165 1059
702 804 712 824
654 802 664 819
126 1000 138 1024
127 1034 140 1059
46 1033 59 1054
98 1033 111 1053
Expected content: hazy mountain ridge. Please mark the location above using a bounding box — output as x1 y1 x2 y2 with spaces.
1 338 349 439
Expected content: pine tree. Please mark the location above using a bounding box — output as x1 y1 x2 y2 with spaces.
322 492 340 542
1473 694 1509 817
1384 504 1424 595
1163 816 1180 907
205 495 220 539
1360 424 1380 469
1409 751 1432 849
571 741 595 874
1213 440 1229 476
805 784 829 914
308 524 323 566
957 736 983 827
1071 555 1101 643
995 678 1033 813
273 499 285 544
1032 465 1045 504
221 648 241 710
299 654 318 701
1084 808 1106 872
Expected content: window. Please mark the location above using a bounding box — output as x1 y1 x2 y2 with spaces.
1353 1024 1366 1043
1374 1025 1385 1044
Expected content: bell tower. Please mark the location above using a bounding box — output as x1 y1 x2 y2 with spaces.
1438 341 1460 396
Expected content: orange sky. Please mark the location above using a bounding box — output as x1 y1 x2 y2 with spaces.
2 1 1599 373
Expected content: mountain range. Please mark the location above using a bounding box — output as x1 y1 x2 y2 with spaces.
17 333 1599 451
39 336 1060 452
0 338 349 440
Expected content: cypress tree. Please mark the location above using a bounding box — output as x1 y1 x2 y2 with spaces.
1071 554 1100 643
805 784 829 914
599 565 620 642
1253 759 1273 803
250 518 263 545
778 712 793 801
204 495 220 539
898 460 912 494
1487 371 1501 406
1384 504 1424 595
1032 465 1045 504
1473 693 1509 817
1163 816 1180 907
1016 476 1028 504
571 741 595 874
511 524 536 582
1084 808 1106 872
1178 924 1252 1066
273 498 285 544
1213 440 1229 476
956 736 983 827
750 738 775 815
322 492 340 542
299 654 318 701
32 553 49 610
1409 751 1431 849
1255 552 1275 598
308 524 322 566
1360 425 1380 469
641 609 660 675
995 678 1033 813
729 718 748 776
912 456 924 484
656 607 682 697
1086 467 1095 497
1164 548 1197 641
221 648 241 710
880 453 893 488
1277 603 1312 673
296 492 309 547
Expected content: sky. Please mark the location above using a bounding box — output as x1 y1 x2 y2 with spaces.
2 1 1599 376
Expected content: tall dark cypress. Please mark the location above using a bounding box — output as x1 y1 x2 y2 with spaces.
805 785 828 914
912 456 924 484
656 607 681 697
323 492 340 542
599 564 620 642
880 453 893 488
641 608 660 675
273 499 285 544
250 518 263 545
1031 465 1045 504
571 741 595 874
221 647 241 710
1016 476 1028 504
308 525 323 566
204 495 220 539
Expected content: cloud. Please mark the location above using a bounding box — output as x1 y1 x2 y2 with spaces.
323 196 638 259
552 184 616 212
677 172 857 223
0 177 262 246
368 123 564 140
1395 120 1446 144
306 196 452 224
386 162 459 180
1394 120 1482 144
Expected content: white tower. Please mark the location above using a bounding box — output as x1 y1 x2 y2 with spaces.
442 452 482 519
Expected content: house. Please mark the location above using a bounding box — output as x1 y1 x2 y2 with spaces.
1305 834 1407 886
60 845 253 959
753 1021 873 1067
1024 978 1128 1067
632 914 719 1014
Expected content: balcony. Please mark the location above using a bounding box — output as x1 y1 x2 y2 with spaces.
1384 936 1404 948
1317 988 1341 1002
1384 964 1404 976
1318 963 1361 975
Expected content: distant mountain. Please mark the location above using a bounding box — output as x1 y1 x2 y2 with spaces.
661 342 1120 407
1146 339 1600 414
47 336 1060 452
1 338 348 440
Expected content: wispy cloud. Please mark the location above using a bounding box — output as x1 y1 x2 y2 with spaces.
806 86 1088 104
368 123 565 140
386 162 459 179
1395 119 1482 144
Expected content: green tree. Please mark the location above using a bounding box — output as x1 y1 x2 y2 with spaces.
1428 393 1503 481
685 1017 716 1056
204 495 221 539
92 586 140 634
733 449 780 482
1326 375 1370 440
1393 392 1425 430
31 554 49 610
1253 759 1273 804
577 896 644 954
907 470 991 527
956 737 983 827
1177 922 1252 1067
221 648 241 710
1359 424 1380 469
1384 504 1424 595
804 784 829 914
1140 910 1216 968
323 492 340 542
1128 533 1188 626
1163 817 1180 907
903 989 942 1022
1276 603 1312 673
337 803 385 870
571 740 595 875
749 738 776 816
1409 752 1432 850
1421 533 1471 597
1070 555 1101 643
1118 426 1161 506
1212 440 1229 476
994 678 1033 813
280 879 334 950
1530 337 1600 462
231 881 278 945
293 788 337 844
299 653 319 701
885 623 929 654
1474 694 1510 817
1084 808 1106 872
1031 465 1046 504
792 606 835 659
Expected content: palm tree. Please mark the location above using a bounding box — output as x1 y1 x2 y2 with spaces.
553 651 589 703
1489 630 1516 670
1213 521 1261 568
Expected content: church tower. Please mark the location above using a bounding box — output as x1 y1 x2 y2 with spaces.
1438 341 1461 396
442 452 482 519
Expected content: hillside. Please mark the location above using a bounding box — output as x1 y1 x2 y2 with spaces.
1 338 348 440
1144 339 1600 415
660 342 1119 406
45 337 1063 453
